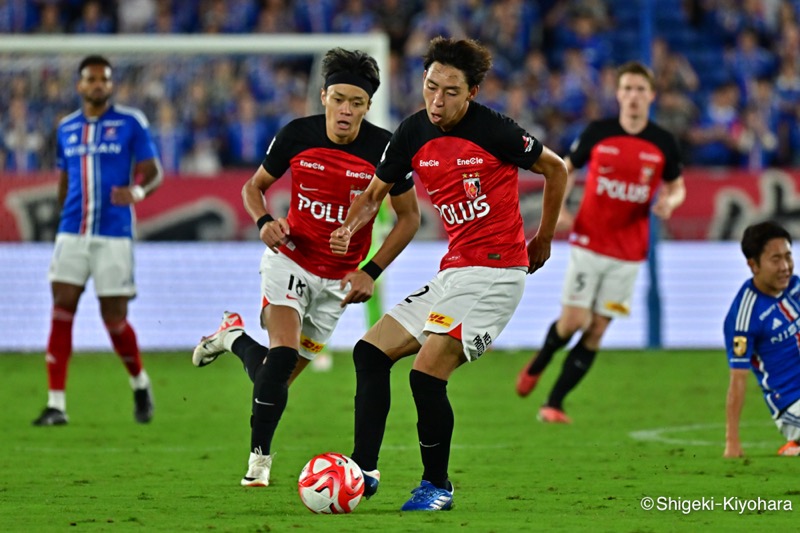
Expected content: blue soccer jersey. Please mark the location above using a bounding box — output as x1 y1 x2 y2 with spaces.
724 275 800 417
56 105 158 238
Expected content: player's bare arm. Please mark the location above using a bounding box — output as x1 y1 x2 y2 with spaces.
724 368 748 458
652 176 686 220
527 146 568 273
110 158 163 205
339 187 420 307
556 158 577 232
330 175 393 256
242 165 291 253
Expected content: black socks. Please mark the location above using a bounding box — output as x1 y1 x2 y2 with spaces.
351 340 394 471
249 346 298 454
409 369 452 490
231 333 269 383
528 321 571 375
546 343 597 410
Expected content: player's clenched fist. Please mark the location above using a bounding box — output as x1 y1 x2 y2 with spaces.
261 217 290 253
330 226 352 255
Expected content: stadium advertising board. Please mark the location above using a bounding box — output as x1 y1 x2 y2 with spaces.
3 168 800 242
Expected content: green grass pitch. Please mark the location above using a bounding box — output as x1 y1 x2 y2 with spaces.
0 349 796 532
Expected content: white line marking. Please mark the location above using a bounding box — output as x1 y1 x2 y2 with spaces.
629 421 778 448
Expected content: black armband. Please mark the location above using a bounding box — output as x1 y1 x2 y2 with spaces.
256 214 274 230
361 260 384 280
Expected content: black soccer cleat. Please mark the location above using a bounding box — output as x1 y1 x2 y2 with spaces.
32 407 69 426
133 386 154 424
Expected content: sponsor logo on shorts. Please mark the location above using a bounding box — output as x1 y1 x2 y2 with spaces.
300 335 324 354
603 301 630 315
473 332 492 357
426 312 453 327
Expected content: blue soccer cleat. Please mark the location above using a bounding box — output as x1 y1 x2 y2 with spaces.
362 469 380 499
400 480 454 511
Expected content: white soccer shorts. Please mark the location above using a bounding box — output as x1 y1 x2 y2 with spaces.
48 233 136 297
561 246 641 318
260 250 350 360
387 266 526 361
775 399 800 442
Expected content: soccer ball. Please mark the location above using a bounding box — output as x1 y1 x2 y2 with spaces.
297 452 364 514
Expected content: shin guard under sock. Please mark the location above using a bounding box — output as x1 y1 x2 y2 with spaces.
409 369 452 489
351 340 394 471
250 346 298 454
546 343 597 410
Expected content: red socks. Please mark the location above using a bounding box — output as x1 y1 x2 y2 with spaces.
106 319 143 377
46 307 74 391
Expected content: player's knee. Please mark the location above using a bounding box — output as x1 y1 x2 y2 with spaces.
409 368 447 396
259 346 299 385
353 340 394 373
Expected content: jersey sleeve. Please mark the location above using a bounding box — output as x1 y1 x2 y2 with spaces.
260 124 294 179
56 129 65 171
567 121 601 169
375 120 413 185
132 115 158 163
661 131 684 182
490 114 543 169
723 294 755 370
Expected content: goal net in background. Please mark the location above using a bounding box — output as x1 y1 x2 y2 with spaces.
0 34 391 175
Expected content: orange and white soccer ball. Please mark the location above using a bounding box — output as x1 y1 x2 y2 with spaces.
297 452 364 514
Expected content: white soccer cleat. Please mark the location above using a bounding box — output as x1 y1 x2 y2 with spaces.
192 311 244 367
241 451 273 487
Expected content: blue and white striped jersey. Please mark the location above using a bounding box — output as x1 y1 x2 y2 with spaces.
56 104 158 238
724 275 800 417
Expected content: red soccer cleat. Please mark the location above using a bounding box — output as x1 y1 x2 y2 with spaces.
537 406 572 424
777 440 800 456
192 311 245 367
516 365 541 397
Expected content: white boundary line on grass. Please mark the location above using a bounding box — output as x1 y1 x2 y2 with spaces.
17 442 511 454
629 421 778 448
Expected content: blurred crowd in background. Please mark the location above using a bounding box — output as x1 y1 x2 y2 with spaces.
3 0 800 175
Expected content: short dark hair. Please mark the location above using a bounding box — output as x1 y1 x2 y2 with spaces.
321 48 380 97
741 221 792 261
78 55 112 75
616 61 655 90
422 36 493 89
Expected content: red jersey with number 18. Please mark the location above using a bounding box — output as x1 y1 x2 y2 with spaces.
262 115 412 279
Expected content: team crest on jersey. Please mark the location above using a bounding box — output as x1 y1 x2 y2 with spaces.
103 127 117 140
463 173 481 200
733 336 747 356
349 188 364 204
639 165 655 184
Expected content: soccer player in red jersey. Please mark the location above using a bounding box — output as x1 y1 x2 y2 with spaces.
192 48 420 487
516 61 686 424
330 37 568 511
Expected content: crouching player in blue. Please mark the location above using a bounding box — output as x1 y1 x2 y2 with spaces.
724 221 800 458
